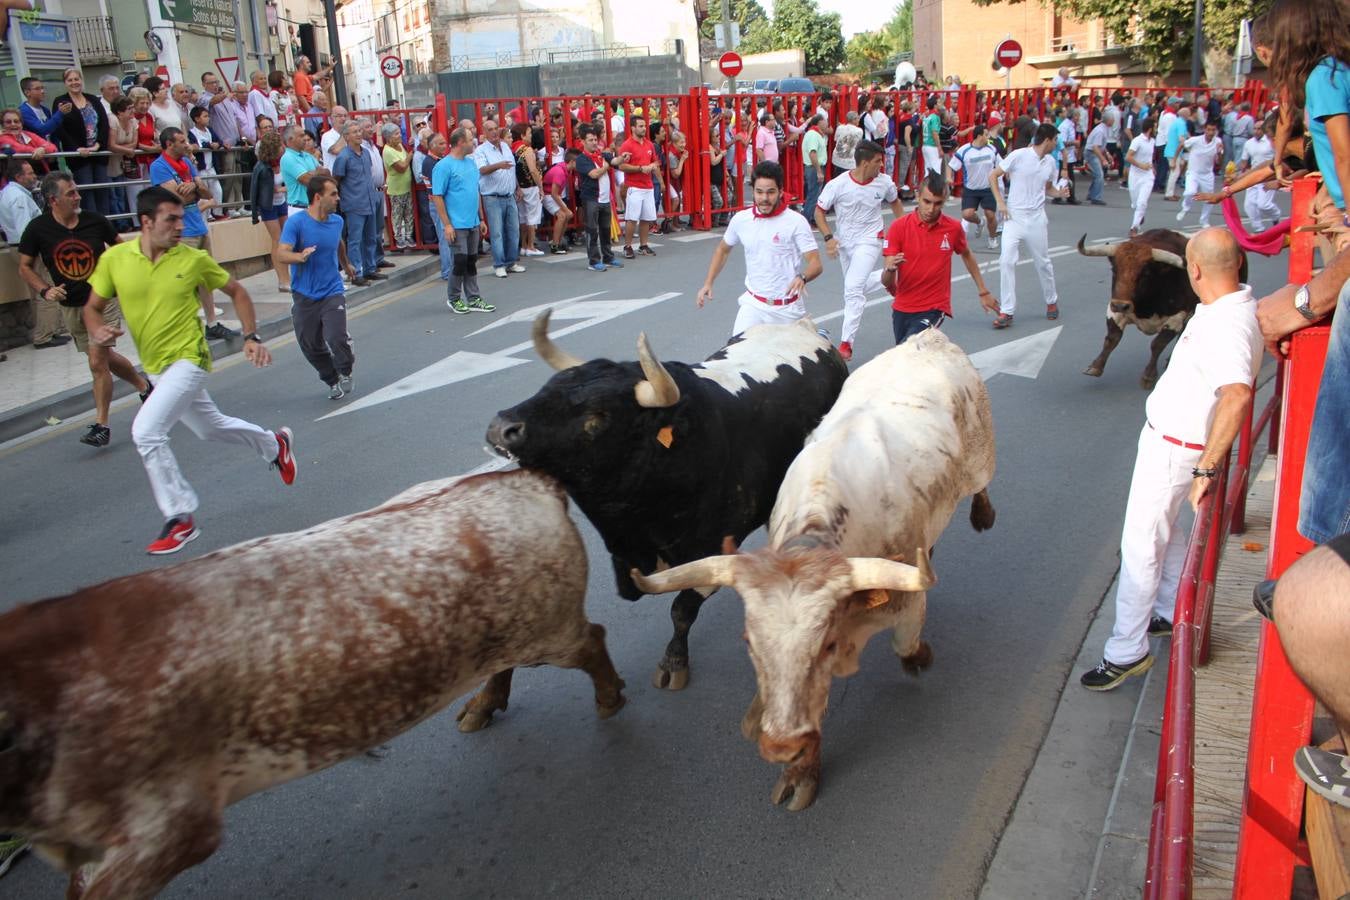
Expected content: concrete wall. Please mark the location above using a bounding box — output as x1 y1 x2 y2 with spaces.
540 54 694 97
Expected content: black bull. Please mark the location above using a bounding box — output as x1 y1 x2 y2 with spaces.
487 312 848 690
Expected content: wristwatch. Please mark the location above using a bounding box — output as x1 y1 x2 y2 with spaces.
244 332 262 343
821 232 834 241
1293 284 1317 321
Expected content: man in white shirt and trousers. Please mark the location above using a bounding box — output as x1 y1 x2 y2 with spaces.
813 140 903 360
697 160 822 337
1177 118 1224 228
1081 228 1262 690
988 123 1069 329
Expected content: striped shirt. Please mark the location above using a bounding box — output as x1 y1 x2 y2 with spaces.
950 143 1001 190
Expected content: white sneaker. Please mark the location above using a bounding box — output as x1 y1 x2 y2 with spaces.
973 218 983 238
494 266 508 278
1176 209 1185 222
987 237 998 250
521 247 545 256
507 263 527 273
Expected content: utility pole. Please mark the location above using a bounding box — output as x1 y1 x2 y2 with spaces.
324 0 348 107
721 0 734 56
1190 0 1204 85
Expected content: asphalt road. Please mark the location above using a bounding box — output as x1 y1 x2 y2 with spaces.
1 187 1289 900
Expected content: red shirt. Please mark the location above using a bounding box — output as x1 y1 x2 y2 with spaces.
618 136 656 189
883 211 967 316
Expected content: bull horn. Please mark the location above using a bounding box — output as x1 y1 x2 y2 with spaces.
630 556 739 594
1150 248 1186 268
634 332 681 408
1076 234 1118 257
848 548 935 593
532 309 586 371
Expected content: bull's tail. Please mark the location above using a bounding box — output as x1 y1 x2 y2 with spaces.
970 489 996 532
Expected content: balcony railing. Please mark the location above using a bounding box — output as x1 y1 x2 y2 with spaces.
73 15 119 64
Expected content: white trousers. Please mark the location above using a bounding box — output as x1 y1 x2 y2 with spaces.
838 239 883 344
1180 170 1216 225
732 293 807 337
1130 173 1152 229
998 208 1057 315
1165 157 1183 197
1103 426 1200 665
921 145 943 175
131 359 278 519
1245 184 1281 232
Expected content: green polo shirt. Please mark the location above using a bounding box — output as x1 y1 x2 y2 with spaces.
801 128 827 173
87 240 229 374
280 147 320 207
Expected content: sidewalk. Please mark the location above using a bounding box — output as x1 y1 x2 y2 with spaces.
981 456 1277 899
0 250 439 444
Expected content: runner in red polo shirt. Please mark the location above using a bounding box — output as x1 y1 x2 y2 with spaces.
618 117 660 258
882 172 999 344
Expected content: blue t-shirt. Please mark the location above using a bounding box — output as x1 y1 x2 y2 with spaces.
431 155 482 229
1165 117 1188 158
280 148 319 208
1306 56 1350 209
148 155 208 238
331 146 374 215
280 210 346 300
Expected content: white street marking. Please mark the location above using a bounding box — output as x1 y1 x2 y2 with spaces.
672 231 722 243
968 326 1062 381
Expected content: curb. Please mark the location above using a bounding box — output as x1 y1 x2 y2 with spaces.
0 256 438 445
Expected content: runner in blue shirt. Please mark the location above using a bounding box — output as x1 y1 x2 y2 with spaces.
276 173 358 400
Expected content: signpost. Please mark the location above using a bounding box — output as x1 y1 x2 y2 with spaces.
214 56 239 89
380 55 404 79
157 0 233 29
995 39 1023 69
718 51 743 80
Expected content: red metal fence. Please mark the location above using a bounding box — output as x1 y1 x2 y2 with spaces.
1145 173 1326 898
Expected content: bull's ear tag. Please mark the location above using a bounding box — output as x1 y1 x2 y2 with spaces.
656 426 675 448
865 589 889 609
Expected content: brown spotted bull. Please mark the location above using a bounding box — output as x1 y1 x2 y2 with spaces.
633 330 995 811
0 470 625 899
1076 229 1195 389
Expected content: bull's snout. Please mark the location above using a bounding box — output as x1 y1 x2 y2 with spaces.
486 415 526 456
1109 299 1134 315
759 732 818 765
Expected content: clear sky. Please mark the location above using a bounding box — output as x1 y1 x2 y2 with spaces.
761 0 896 38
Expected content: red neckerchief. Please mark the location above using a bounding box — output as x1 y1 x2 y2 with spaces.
751 199 786 219
158 151 191 181
584 149 615 195
252 86 268 97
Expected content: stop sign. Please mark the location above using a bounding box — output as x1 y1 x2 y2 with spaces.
995 39 1023 68
719 52 744 79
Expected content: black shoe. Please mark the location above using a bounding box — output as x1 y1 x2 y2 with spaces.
33 338 66 349
367 272 389 281
1253 579 1276 621
204 322 239 341
623 245 636 259
1080 654 1153 691
352 277 371 287
638 245 656 256
138 378 154 404
1067 199 1081 205
376 260 396 269
1148 615 1173 637
79 423 111 447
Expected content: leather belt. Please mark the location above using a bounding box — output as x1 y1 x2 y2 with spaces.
1148 422 1204 451
749 291 799 306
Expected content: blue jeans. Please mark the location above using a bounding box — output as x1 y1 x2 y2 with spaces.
1299 279 1350 542
106 173 132 229
68 157 110 216
430 214 452 280
1086 154 1105 202
892 308 945 344
344 209 379 277
482 193 519 268
803 168 823 224
372 193 387 266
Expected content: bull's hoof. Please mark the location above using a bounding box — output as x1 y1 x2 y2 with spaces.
455 706 495 733
771 770 819 812
596 692 627 720
741 711 763 743
1140 375 1158 390
1083 365 1104 377
898 640 934 676
652 663 690 691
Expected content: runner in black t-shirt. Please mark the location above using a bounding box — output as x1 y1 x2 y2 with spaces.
17 172 151 447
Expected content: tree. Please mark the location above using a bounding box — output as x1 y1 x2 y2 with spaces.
739 0 847 75
698 0 770 45
846 31 893 76
882 1 913 55
967 0 1269 78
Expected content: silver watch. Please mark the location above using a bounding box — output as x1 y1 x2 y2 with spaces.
1294 284 1317 322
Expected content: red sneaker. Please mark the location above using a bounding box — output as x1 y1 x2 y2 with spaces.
146 516 199 555
1046 303 1059 320
838 341 853 361
272 427 297 485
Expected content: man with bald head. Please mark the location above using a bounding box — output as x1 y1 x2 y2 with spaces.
1082 228 1263 691
320 105 349 170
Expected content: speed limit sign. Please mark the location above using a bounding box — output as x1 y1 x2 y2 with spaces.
380 55 404 79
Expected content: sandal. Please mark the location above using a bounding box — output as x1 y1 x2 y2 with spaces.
992 313 1014 329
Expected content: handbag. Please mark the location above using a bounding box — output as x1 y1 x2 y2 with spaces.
122 156 139 178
